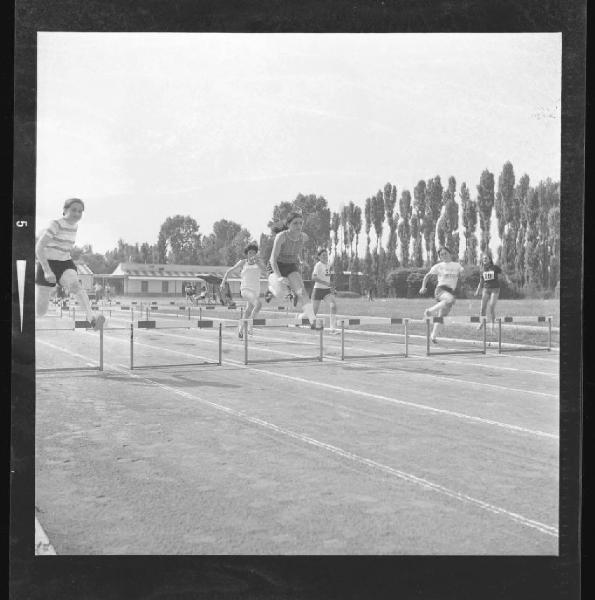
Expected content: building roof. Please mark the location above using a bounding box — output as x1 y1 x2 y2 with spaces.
109 262 229 280
75 263 94 276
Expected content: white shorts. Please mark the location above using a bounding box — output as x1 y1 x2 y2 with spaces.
268 273 289 298
240 289 259 304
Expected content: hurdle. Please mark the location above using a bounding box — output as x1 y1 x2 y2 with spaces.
129 320 222 369
497 316 553 353
36 320 106 372
336 317 410 360
242 318 324 365
424 316 488 356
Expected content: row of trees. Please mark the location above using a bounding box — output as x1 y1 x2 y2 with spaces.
74 162 560 298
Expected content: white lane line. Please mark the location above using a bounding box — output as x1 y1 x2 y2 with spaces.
38 338 558 440
35 517 56 555
241 366 558 440
220 330 559 399
63 356 558 539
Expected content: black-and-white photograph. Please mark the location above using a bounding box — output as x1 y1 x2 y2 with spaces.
11 1 584 598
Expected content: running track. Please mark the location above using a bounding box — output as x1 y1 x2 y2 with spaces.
35 309 559 554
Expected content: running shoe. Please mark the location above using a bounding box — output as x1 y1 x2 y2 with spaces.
264 290 274 303
430 337 438 344
238 328 243 339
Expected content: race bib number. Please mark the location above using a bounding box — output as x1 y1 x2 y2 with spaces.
483 270 495 281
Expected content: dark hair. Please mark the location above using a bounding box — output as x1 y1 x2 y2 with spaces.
317 247 328 257
63 198 84 214
271 211 303 235
480 252 494 267
244 243 258 255
438 246 452 256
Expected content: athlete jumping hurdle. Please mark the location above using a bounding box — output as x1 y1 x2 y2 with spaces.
419 246 464 343
221 243 268 338
35 198 105 330
266 211 318 327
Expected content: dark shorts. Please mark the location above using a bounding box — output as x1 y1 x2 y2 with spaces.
482 285 500 293
435 285 456 303
274 262 300 278
35 259 77 287
313 287 332 301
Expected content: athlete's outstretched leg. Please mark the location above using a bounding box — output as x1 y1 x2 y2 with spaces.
430 298 454 341
287 272 316 324
328 294 337 331
487 289 499 331
59 269 104 329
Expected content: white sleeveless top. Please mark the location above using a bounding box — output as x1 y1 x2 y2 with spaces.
240 261 261 291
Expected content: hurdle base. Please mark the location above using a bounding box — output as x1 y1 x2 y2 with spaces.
245 356 322 365
335 352 408 361
497 345 552 354
36 366 101 373
131 361 221 370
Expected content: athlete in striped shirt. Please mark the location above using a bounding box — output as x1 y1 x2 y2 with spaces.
35 199 104 330
221 243 268 338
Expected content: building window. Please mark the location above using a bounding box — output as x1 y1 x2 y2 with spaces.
162 281 169 293
141 281 148 292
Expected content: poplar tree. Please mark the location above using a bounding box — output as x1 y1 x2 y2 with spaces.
497 161 516 271
477 169 495 253
384 183 398 269
372 191 386 292
397 190 412 267
411 180 426 267
460 182 478 265
524 187 541 287
364 197 373 290
514 174 531 286
330 212 340 258
424 175 443 263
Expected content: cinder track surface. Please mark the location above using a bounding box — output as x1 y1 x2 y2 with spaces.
35 307 559 555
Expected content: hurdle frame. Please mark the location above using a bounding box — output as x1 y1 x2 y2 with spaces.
424 316 487 356
129 321 222 369
36 320 105 373
337 317 410 360
497 316 553 353
242 318 324 365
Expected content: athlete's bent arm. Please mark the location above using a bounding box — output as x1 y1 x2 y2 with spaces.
35 232 56 284
221 260 244 286
269 234 284 278
419 271 432 294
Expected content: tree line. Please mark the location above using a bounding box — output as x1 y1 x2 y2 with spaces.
73 161 560 298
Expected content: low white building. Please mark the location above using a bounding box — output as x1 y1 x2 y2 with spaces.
94 262 268 298
75 263 94 292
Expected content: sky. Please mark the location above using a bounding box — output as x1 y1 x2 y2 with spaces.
36 32 561 254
